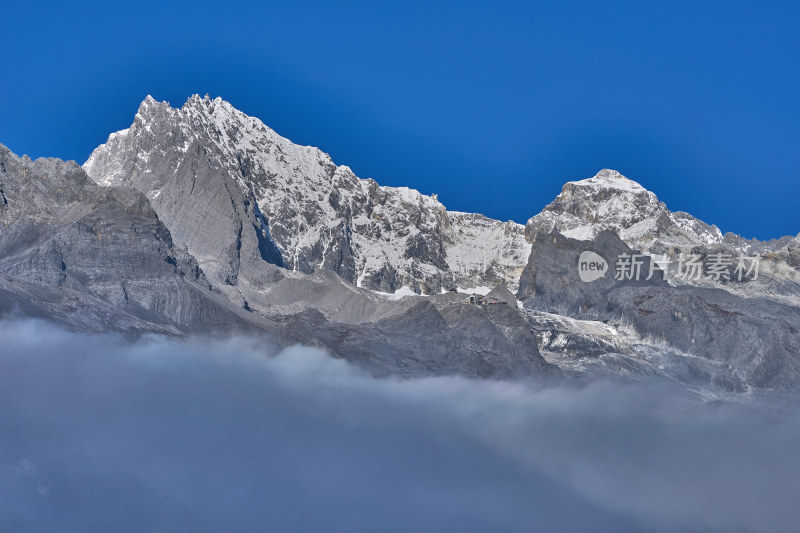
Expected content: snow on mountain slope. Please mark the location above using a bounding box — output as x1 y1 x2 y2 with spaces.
525 169 797 256
524 169 800 302
444 212 530 289
83 96 795 303
84 95 529 294
525 169 725 249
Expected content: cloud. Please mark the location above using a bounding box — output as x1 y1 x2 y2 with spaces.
1 319 798 532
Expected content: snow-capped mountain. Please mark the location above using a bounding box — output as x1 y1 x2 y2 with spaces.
525 169 726 249
4 93 796 395
526 168 794 254
84 95 529 294
524 169 800 302
0 142 554 378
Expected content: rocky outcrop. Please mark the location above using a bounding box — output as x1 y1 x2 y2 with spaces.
0 143 251 333
519 228 800 389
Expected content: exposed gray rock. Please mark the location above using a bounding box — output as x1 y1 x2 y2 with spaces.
486 284 517 306
519 228 800 390
524 169 800 305
4 95 800 396
0 142 553 379
525 169 726 249
0 144 247 332
83 95 530 294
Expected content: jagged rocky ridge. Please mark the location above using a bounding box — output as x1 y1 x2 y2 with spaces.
0 142 553 379
84 95 530 294
1 94 798 396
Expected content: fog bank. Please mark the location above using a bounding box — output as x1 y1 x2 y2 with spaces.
1 319 798 532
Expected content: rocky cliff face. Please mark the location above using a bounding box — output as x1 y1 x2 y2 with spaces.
0 141 552 379
84 95 529 294
518 228 800 390
0 143 252 333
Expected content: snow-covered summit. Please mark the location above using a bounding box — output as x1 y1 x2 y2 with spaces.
526 169 725 249
84 95 530 294
83 96 794 299
572 168 648 193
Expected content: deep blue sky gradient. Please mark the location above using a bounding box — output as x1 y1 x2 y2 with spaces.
1 0 798 239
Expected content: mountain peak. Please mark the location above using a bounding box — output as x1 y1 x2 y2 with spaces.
137 94 158 113
82 94 532 294
182 93 226 109
526 169 727 249
571 169 648 193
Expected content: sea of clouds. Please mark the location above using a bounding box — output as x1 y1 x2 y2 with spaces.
1 319 799 532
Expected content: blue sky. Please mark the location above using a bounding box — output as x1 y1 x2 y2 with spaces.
1 0 798 240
